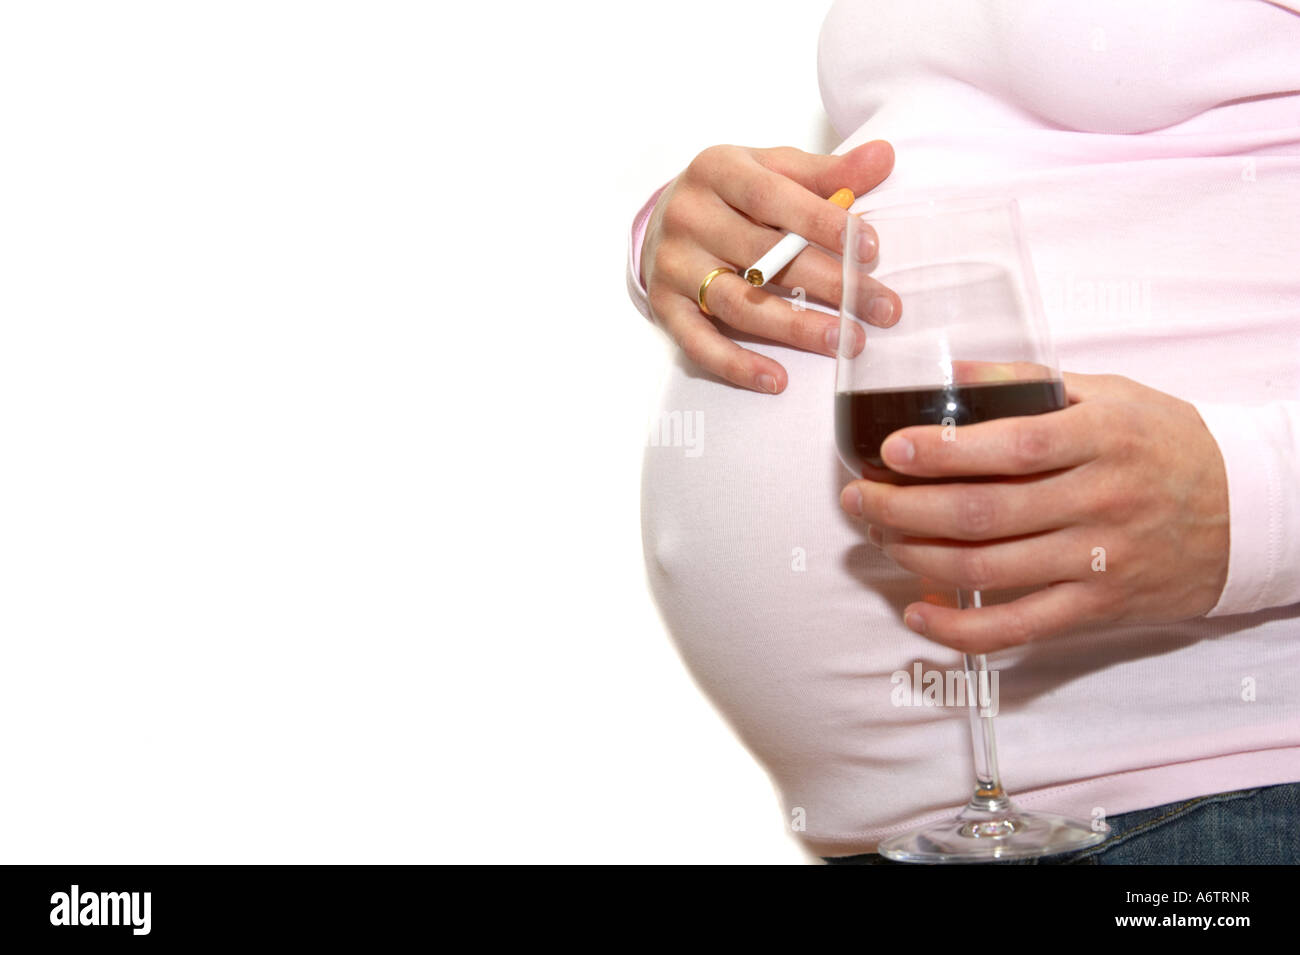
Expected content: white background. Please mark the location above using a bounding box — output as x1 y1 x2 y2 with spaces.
0 1 844 863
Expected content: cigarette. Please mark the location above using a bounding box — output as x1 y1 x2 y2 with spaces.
744 187 855 286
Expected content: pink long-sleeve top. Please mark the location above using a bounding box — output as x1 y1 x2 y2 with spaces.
629 0 1300 857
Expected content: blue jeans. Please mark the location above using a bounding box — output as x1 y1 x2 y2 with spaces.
823 781 1300 864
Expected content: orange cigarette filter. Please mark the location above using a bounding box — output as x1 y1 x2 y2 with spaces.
828 187 856 209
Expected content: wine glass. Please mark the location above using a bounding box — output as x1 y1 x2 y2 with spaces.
835 195 1109 862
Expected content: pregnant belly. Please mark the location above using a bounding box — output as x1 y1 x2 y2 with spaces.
640 343 975 838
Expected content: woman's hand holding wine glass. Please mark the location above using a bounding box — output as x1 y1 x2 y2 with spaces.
840 370 1231 654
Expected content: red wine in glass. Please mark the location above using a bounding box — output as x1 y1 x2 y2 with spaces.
835 379 1067 484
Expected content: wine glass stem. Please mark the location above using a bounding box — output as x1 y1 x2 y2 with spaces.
957 588 1011 813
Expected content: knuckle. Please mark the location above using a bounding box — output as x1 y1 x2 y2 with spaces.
958 549 995 592
687 144 726 179
788 311 829 350
1000 604 1037 646
1012 421 1052 469
761 145 799 165
875 489 902 528
1089 474 1135 522
723 353 751 388
1083 476 1117 517
955 490 997 537
816 205 847 249
740 176 776 216
652 239 684 282
658 195 693 235
824 269 844 306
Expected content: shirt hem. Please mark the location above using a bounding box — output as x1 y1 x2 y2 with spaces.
805 745 1300 857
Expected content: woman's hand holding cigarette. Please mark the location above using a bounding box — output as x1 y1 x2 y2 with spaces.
639 140 897 394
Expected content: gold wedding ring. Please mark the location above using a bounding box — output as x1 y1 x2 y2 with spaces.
697 266 735 317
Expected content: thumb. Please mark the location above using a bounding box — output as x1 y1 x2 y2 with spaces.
757 140 894 201
827 140 895 199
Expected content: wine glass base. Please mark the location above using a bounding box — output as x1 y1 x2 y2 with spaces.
877 809 1108 864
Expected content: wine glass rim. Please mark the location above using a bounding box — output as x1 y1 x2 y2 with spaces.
853 194 1018 221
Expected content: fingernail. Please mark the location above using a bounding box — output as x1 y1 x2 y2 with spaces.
867 524 882 547
882 435 914 466
869 296 895 326
757 373 779 394
843 486 863 516
824 325 840 353
904 611 926 635
858 230 878 260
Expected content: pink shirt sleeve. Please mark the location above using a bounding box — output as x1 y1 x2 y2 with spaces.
625 179 673 323
1189 398 1300 616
